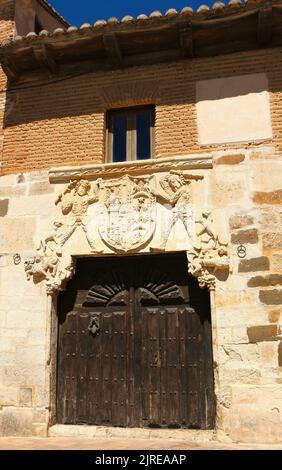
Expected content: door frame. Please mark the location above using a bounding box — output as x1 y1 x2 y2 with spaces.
47 252 220 430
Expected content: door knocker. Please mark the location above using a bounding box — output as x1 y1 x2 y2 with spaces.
88 316 100 337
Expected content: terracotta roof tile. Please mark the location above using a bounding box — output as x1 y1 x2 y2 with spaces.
0 0 276 48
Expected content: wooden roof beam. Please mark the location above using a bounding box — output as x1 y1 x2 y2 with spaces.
33 44 58 75
1 57 19 81
178 24 193 58
103 32 122 67
257 6 272 46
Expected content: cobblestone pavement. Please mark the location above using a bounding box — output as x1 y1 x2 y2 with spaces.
0 438 281 450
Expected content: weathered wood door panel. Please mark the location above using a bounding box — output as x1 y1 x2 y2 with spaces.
57 253 215 428
138 306 208 428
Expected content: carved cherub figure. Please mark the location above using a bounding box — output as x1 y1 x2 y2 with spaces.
55 179 101 252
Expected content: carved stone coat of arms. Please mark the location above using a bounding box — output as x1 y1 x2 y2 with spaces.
98 175 157 252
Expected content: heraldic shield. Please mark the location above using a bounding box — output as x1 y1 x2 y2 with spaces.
98 175 157 253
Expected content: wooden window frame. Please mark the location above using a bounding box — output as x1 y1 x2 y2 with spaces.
106 105 155 163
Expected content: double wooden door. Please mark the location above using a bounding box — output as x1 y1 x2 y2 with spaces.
57 253 215 429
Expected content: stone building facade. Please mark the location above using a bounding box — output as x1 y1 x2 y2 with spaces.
0 0 281 443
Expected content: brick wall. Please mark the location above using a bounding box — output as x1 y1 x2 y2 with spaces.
1 43 282 175
0 0 14 88
0 0 14 40
0 1 14 175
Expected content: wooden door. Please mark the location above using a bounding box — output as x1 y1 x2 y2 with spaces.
57 253 215 429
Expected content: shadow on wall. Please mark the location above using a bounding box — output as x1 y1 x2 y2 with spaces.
3 66 272 129
3 73 105 128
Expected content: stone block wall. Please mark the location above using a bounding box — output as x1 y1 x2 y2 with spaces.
212 148 282 443
0 147 281 442
0 170 54 437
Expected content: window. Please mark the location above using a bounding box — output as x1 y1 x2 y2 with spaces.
106 106 155 163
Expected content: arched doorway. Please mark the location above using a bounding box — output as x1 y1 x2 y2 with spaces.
56 252 215 429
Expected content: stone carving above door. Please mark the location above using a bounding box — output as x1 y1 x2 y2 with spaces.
23 172 230 294
187 211 230 291
150 171 202 252
55 179 102 252
24 246 75 295
98 175 156 252
24 179 100 294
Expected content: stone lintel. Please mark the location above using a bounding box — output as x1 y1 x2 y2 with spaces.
48 154 213 183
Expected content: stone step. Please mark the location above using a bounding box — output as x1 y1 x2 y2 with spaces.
49 424 217 442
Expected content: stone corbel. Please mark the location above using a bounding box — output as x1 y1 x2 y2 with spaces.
24 250 76 295
187 244 230 291
187 211 230 291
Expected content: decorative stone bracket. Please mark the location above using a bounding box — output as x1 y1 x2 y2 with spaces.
187 211 230 291
24 252 76 295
